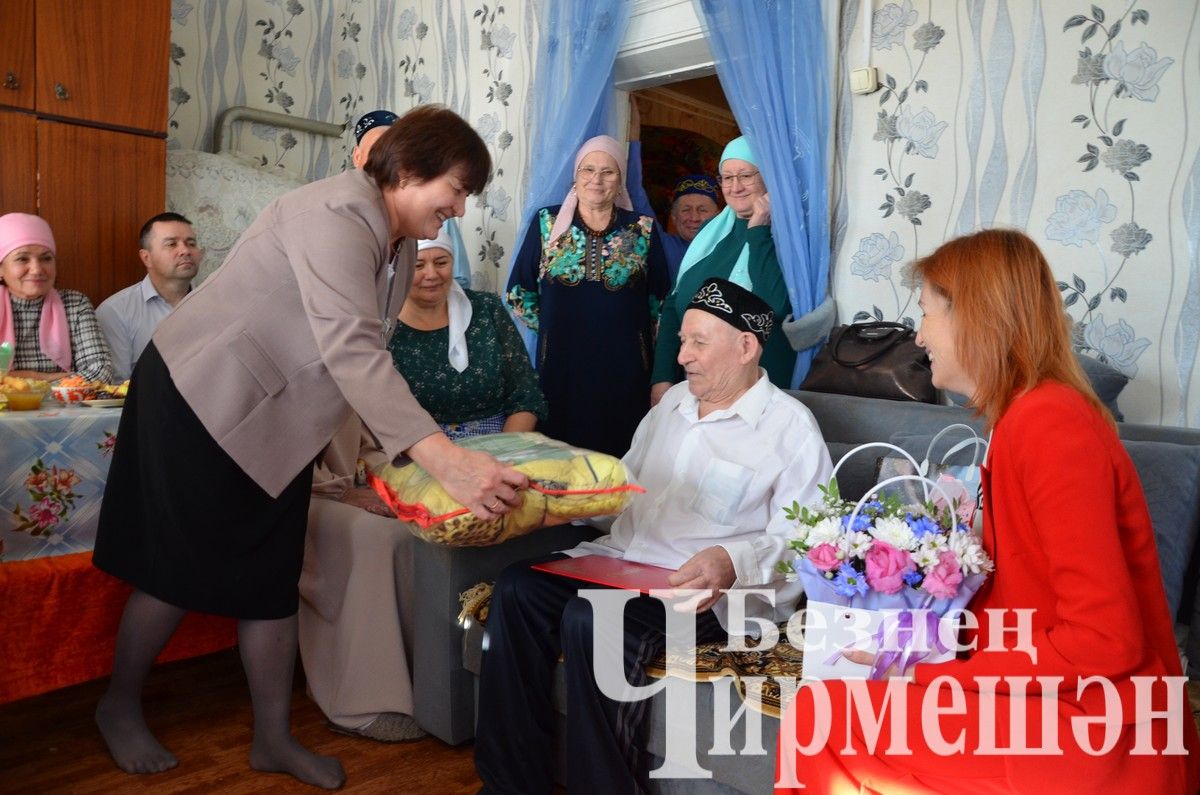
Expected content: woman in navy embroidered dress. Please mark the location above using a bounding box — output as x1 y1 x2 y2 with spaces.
506 135 669 456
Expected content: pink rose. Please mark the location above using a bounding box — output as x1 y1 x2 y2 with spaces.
864 540 915 594
807 543 840 572
922 550 964 599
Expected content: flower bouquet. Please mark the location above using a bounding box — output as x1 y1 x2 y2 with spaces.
779 443 994 681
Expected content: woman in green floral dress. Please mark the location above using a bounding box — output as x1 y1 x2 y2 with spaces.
390 229 547 440
505 135 670 456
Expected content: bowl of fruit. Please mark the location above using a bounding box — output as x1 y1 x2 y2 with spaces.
51 375 96 405
1 376 51 411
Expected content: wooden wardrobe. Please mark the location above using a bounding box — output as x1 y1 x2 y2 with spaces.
0 0 168 305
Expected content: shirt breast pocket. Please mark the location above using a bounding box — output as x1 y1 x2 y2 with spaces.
689 458 755 527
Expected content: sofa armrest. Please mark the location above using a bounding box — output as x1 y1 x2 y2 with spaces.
410 523 599 744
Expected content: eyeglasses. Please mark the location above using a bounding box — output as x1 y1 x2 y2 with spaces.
576 165 620 182
719 171 760 187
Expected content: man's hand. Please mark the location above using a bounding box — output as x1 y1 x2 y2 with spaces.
408 433 529 520
667 546 736 613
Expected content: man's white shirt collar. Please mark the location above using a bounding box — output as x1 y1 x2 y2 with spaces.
675 368 773 429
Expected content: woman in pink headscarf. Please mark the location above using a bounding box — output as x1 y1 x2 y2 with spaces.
0 213 112 383
505 135 670 456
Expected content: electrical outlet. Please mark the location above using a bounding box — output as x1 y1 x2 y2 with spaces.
850 67 879 95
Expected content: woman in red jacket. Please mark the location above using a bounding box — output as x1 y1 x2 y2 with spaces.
777 229 1199 793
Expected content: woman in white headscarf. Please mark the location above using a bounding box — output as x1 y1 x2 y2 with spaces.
650 136 793 405
393 224 546 438
505 135 670 456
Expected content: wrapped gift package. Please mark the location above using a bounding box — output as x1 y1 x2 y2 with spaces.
369 432 643 546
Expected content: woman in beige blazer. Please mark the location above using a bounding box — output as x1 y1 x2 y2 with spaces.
91 106 525 789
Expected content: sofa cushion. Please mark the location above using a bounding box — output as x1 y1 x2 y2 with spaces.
826 441 878 501
1078 354 1131 421
946 354 1130 421
1123 440 1200 620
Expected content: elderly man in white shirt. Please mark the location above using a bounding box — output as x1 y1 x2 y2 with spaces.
475 277 832 795
96 212 200 381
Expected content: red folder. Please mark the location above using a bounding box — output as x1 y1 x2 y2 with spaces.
531 555 677 594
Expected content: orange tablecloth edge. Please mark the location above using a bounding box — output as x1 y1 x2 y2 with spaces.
0 551 237 704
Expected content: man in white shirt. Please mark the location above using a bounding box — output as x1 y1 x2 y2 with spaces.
475 278 832 794
96 213 201 381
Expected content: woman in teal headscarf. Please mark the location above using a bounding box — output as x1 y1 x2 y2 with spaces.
650 136 793 404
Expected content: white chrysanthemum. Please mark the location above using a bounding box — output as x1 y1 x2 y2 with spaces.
838 530 873 559
805 516 843 548
911 536 948 569
870 515 917 551
948 531 994 574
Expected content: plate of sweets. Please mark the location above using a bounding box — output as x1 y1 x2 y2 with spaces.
82 380 130 408
1 375 52 411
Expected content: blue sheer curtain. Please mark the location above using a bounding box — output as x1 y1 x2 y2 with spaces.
508 0 632 358
696 0 832 386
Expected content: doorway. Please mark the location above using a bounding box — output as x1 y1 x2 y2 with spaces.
629 76 736 231
614 1 736 233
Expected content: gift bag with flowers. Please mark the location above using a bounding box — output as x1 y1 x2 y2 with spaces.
779 443 994 681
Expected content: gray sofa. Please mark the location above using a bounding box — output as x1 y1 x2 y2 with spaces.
411 390 1200 793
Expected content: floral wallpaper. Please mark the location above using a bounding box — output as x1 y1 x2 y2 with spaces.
833 0 1200 426
166 0 1200 426
168 0 536 291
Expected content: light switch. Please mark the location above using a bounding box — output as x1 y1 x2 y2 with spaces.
850 67 879 95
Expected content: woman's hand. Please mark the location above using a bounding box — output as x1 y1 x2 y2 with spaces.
407 433 529 520
747 192 771 228
339 486 393 517
841 649 902 679
650 381 671 407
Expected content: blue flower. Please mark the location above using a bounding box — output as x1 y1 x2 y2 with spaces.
905 513 939 538
902 569 924 587
841 513 872 533
833 563 870 598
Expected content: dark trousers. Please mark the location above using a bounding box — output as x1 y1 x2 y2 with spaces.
474 554 725 795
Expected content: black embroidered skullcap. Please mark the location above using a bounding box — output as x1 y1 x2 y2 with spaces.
686 277 775 346
353 109 399 143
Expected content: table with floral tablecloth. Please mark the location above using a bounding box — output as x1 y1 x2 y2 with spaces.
0 403 239 703
0 404 120 562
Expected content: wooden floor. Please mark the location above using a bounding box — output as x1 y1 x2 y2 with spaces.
0 649 481 794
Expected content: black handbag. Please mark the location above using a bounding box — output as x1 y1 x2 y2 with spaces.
799 322 938 403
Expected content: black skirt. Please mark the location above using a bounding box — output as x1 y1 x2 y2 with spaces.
92 342 312 620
